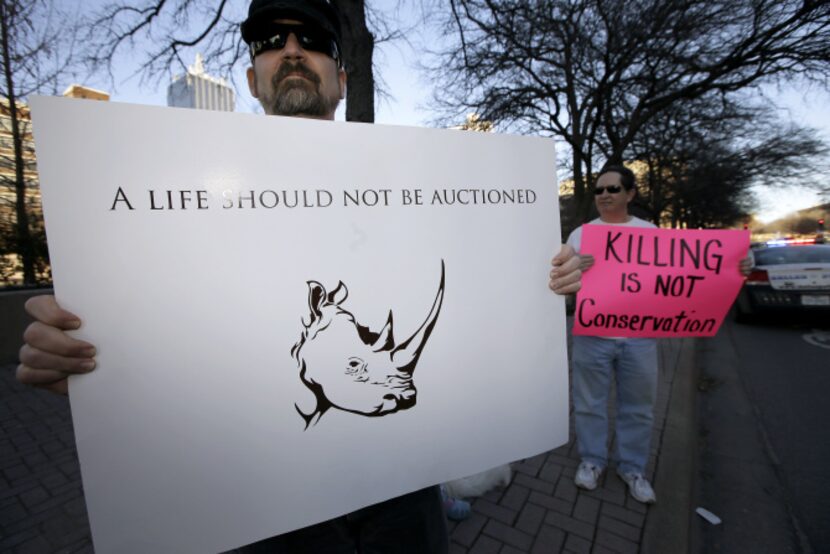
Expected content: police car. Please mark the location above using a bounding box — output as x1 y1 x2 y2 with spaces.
734 242 830 322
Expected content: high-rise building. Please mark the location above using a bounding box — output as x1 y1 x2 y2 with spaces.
167 54 235 112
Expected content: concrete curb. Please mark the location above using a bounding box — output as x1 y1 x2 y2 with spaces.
641 337 698 554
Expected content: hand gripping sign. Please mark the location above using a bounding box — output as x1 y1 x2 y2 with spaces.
573 225 750 338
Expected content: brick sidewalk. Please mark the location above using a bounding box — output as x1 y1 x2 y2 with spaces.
0 339 686 553
0 367 92 554
445 338 684 554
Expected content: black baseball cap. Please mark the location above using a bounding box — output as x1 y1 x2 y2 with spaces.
241 0 342 50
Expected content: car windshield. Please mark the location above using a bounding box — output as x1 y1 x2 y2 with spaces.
754 245 830 266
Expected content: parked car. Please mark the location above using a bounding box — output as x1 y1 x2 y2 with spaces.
734 243 830 322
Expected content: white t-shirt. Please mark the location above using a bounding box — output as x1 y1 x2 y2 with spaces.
566 216 656 253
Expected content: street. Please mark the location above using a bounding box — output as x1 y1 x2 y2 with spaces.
695 313 830 553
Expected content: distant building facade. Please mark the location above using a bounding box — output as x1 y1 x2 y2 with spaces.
0 98 37 283
167 54 235 112
63 85 110 102
0 85 109 284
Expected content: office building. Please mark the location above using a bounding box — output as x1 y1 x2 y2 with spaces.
167 54 235 112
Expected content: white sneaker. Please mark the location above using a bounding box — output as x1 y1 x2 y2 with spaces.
617 470 656 504
574 461 602 491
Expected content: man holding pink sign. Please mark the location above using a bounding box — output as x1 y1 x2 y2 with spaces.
566 165 751 504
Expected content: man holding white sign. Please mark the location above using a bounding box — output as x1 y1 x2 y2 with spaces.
17 0 582 551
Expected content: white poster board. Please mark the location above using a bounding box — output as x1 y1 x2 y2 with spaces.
30 96 569 553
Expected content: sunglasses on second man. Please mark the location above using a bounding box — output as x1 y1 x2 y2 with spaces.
249 23 341 65
593 185 625 195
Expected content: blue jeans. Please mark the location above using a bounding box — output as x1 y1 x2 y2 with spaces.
572 335 658 474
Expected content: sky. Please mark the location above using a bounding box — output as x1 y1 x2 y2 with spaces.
64 1 829 224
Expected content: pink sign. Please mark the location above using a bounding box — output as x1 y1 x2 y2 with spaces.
573 225 750 337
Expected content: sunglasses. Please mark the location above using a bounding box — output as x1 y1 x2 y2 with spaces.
594 185 623 195
249 24 340 64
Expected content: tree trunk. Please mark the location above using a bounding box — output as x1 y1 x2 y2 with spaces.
571 150 589 223
1 1 35 284
333 0 374 123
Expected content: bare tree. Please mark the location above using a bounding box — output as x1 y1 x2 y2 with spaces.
675 126 827 229
334 0 374 122
625 92 828 229
430 0 830 222
85 1 252 93
82 0 394 122
1 0 78 285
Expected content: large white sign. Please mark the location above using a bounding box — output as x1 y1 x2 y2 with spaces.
30 96 569 553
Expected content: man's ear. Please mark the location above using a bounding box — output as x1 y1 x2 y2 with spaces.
338 67 347 100
247 66 259 98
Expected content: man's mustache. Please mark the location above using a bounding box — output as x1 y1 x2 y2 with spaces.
273 62 321 87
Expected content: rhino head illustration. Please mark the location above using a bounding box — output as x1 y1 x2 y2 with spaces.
291 261 445 428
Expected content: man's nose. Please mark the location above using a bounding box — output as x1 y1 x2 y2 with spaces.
281 32 305 58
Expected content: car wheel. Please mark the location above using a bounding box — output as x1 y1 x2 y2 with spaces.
733 292 754 324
